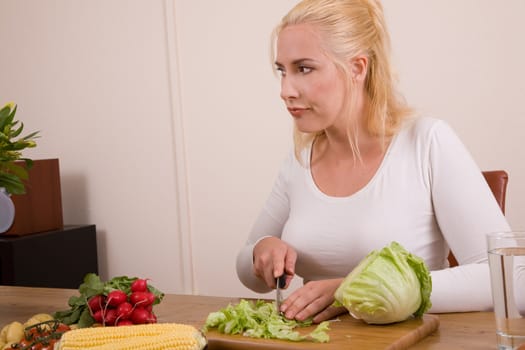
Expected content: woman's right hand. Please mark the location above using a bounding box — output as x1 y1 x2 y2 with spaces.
253 236 297 289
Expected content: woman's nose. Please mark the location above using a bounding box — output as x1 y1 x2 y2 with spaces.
280 77 299 101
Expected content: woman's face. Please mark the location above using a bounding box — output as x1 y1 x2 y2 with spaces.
276 24 347 134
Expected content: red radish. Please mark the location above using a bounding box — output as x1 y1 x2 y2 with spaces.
130 307 155 324
117 319 134 326
130 291 154 306
87 294 105 313
92 309 104 323
116 302 133 320
106 290 127 307
130 278 148 293
145 292 156 305
104 308 118 326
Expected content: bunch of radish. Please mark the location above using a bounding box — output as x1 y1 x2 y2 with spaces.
87 279 158 326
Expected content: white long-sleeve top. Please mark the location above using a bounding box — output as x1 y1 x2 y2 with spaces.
236 116 514 313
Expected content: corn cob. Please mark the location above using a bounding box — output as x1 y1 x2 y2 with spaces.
55 323 207 350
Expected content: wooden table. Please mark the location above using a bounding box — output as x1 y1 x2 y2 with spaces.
0 286 498 349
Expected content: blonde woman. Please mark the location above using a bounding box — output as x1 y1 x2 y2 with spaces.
236 0 511 323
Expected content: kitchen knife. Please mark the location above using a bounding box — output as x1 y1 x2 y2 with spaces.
275 274 286 313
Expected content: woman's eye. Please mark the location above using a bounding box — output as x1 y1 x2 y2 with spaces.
298 66 312 74
276 67 286 77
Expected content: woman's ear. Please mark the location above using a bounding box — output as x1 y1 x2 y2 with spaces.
350 55 368 82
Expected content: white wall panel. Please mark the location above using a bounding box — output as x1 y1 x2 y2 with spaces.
173 0 293 297
0 0 187 294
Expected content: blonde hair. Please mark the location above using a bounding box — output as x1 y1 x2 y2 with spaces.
272 0 412 161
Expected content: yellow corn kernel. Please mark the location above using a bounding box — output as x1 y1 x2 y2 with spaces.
55 323 206 350
88 331 205 350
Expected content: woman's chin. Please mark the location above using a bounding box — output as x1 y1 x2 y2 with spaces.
295 124 324 134
293 119 319 133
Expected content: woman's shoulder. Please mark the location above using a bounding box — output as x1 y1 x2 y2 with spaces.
399 116 455 140
401 115 443 131
276 146 308 175
281 144 312 167
391 116 462 156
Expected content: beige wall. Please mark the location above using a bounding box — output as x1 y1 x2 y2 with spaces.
1 1 524 299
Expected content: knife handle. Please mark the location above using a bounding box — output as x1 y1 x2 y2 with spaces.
277 274 286 289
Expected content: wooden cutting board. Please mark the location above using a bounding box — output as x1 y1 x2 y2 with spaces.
205 314 439 350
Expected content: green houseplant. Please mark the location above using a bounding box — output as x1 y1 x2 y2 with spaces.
0 102 39 195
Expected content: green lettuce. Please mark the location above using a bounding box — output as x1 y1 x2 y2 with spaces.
334 241 432 324
203 299 330 343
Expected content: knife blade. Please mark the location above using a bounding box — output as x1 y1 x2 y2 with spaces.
275 275 286 313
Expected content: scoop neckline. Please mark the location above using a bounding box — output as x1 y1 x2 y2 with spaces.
304 133 398 201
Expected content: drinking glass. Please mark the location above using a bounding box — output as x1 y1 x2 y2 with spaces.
487 231 525 350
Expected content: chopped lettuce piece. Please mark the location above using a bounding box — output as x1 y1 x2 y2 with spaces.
203 299 330 343
334 241 432 324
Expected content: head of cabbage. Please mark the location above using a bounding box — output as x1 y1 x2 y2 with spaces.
333 241 432 324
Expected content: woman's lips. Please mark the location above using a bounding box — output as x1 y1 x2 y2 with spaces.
287 107 308 117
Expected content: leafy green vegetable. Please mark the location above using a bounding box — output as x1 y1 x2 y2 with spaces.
333 241 432 325
53 273 164 328
203 299 330 343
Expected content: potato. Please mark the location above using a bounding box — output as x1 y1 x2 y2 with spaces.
24 313 54 328
0 324 7 343
5 321 24 343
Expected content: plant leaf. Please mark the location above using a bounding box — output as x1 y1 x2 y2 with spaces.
5 162 29 180
0 102 39 195
78 308 95 328
11 122 24 137
21 131 40 140
0 172 25 194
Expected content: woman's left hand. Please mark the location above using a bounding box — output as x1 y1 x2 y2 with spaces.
280 278 347 323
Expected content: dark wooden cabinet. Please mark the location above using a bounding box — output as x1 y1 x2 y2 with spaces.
4 159 64 236
0 225 98 288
